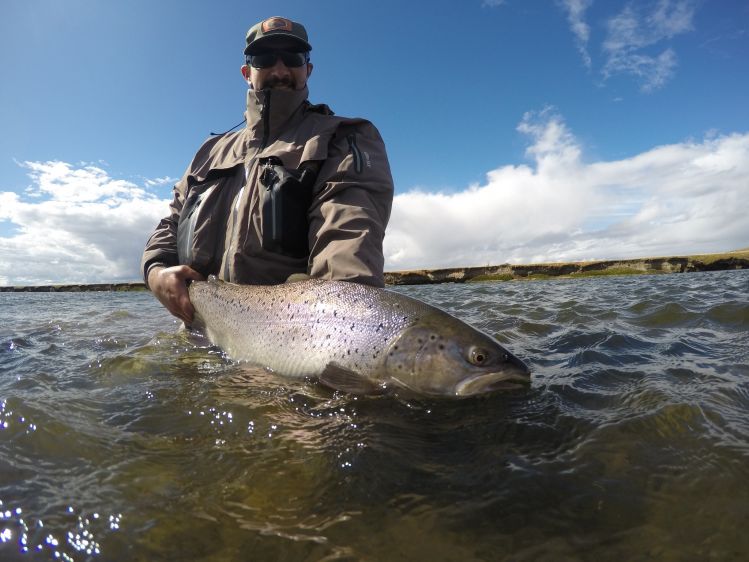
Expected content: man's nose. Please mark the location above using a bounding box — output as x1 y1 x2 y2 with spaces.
269 58 291 76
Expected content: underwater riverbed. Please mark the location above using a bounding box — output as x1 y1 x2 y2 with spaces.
1 270 748 561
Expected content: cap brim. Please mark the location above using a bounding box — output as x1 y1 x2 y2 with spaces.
244 34 312 55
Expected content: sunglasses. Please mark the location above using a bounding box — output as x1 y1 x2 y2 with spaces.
246 51 310 69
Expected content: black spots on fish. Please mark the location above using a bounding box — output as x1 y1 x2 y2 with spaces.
425 333 444 347
375 322 384 333
389 352 407 372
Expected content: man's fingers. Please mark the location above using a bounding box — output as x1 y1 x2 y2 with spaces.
184 268 206 282
150 265 203 323
175 269 199 322
176 265 205 283
178 294 196 324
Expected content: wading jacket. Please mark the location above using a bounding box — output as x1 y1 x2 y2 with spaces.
141 86 394 287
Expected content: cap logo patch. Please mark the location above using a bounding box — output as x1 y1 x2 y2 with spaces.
262 17 293 33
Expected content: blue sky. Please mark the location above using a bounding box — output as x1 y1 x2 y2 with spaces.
1 0 748 284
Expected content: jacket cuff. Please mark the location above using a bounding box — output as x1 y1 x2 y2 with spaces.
144 261 167 290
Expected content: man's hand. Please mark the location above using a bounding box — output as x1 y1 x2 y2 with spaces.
148 265 205 324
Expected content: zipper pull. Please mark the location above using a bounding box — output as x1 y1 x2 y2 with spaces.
347 133 363 174
259 160 278 190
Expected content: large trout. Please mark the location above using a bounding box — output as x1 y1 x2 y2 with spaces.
188 277 530 397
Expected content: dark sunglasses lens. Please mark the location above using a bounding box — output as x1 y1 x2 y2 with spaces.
250 53 276 68
250 52 306 69
280 52 307 67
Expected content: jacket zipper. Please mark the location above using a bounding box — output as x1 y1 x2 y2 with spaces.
347 133 363 174
222 92 272 280
181 193 201 265
222 183 245 281
261 90 272 150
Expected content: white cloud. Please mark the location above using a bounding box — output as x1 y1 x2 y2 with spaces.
144 176 179 188
559 0 593 68
3 117 748 285
602 0 696 91
0 161 170 285
555 0 698 91
384 109 749 270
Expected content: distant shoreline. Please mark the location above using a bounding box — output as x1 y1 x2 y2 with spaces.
384 249 749 285
1 249 747 292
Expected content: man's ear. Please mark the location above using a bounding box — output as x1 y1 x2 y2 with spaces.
240 65 251 82
307 62 314 79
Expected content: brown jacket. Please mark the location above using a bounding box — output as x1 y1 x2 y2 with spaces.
141 86 394 287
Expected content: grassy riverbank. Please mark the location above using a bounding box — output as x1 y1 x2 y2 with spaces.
383 248 749 285
1 249 747 291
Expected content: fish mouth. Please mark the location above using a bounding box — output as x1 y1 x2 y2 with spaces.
454 370 531 397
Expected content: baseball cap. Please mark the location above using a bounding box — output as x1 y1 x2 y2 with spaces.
244 16 312 55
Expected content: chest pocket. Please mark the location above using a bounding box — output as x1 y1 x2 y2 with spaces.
258 157 320 258
177 168 239 276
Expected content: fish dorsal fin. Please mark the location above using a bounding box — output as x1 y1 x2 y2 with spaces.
319 363 384 395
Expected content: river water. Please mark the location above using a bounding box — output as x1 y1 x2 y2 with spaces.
0 270 747 561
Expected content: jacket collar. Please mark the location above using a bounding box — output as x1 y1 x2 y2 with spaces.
187 86 311 183
244 86 309 147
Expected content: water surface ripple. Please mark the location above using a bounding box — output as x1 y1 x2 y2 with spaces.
1 270 747 561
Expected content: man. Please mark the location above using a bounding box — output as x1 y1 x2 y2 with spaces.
142 16 394 323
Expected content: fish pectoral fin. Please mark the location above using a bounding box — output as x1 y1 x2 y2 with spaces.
285 273 312 283
319 363 384 395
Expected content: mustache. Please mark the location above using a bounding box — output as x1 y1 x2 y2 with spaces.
262 76 295 89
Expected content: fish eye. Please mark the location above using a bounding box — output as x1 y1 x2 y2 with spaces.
468 347 489 365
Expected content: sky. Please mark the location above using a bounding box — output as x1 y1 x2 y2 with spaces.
1 0 748 285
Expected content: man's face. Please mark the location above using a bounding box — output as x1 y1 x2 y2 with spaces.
241 42 313 91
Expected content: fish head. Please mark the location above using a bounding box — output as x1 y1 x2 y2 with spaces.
383 315 531 397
